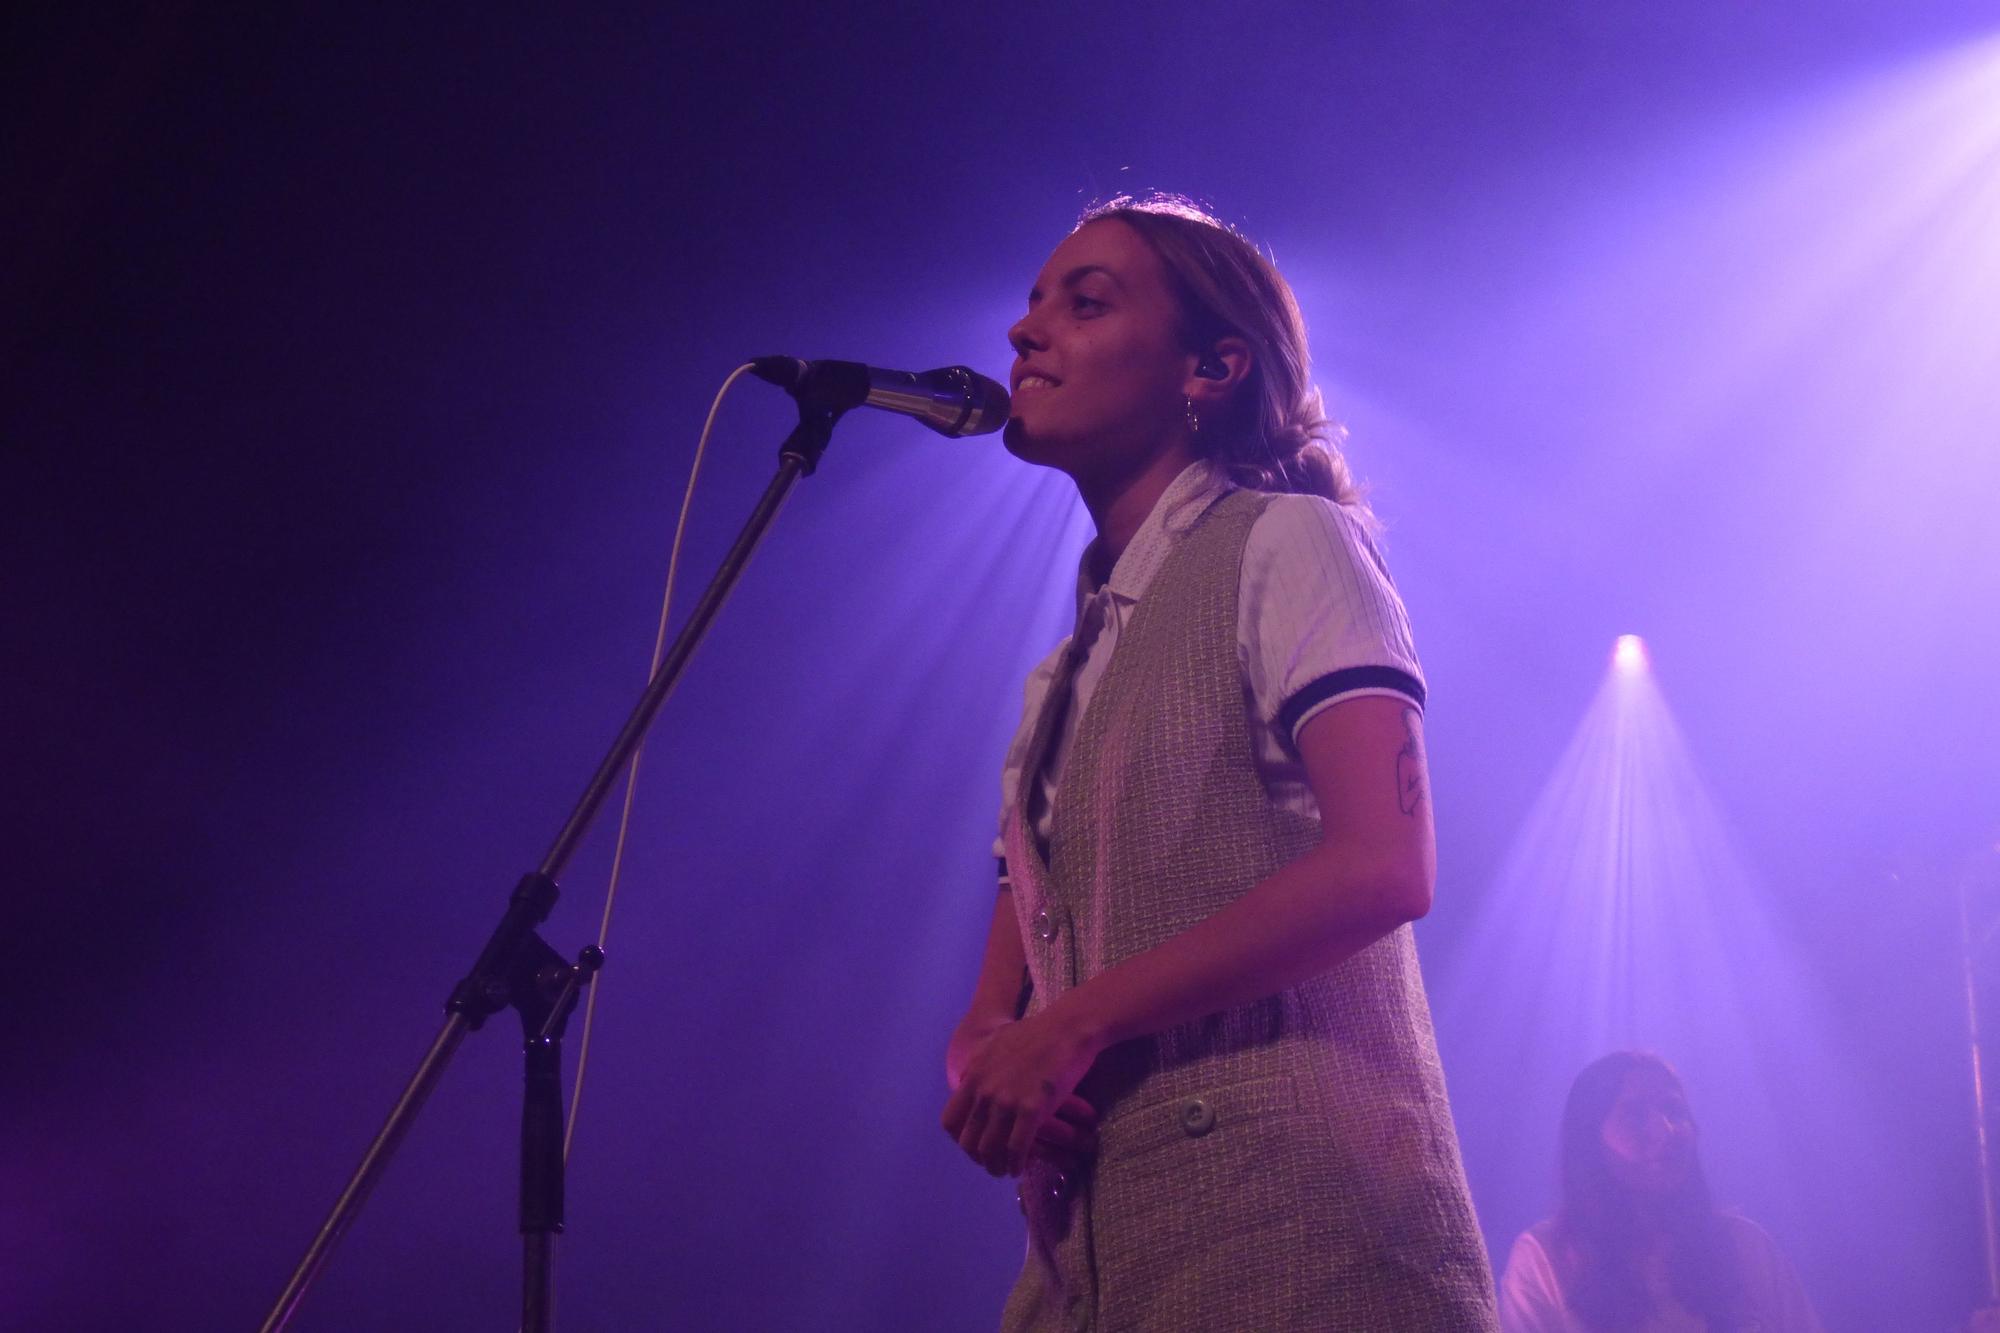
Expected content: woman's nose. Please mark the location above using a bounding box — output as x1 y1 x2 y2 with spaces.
1008 310 1046 356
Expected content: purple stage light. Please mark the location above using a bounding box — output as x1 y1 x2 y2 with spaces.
1432 627 1858 1296
1613 633 1649 674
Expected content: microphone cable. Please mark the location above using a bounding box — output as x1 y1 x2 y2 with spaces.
562 360 757 1163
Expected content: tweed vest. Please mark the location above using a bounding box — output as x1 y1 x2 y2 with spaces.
999 488 1497 1333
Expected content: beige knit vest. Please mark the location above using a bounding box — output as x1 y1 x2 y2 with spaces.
999 488 1496 1332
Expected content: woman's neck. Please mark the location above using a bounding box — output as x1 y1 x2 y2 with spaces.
1077 442 1200 583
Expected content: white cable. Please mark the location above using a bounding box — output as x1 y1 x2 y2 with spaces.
562 361 757 1163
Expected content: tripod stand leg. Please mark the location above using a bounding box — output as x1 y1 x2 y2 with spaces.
261 1015 471 1333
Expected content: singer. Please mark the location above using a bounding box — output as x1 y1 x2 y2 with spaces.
941 196 1497 1330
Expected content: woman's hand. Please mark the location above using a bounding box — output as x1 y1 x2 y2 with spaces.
1025 1090 1100 1174
941 1009 1103 1176
945 1013 1008 1093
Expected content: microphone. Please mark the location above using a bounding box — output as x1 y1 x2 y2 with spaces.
750 357 1011 437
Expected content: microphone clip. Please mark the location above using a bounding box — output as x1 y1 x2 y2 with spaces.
750 356 872 415
747 358 846 474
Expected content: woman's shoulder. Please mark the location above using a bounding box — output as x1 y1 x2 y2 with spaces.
1234 488 1410 641
1498 1221 1577 1332
1499 1219 1566 1282
1242 490 1391 572
1715 1210 1781 1252
1509 1218 1563 1260
1713 1210 1799 1278
1245 487 1373 532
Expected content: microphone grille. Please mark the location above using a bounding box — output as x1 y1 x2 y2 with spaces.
944 366 1012 437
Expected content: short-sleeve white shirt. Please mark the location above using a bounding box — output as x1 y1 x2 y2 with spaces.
994 461 1426 877
1496 1217 1824 1333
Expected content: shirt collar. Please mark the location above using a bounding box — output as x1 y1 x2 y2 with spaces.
1075 460 1235 614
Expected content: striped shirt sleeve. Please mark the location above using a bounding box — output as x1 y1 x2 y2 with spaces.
1239 494 1427 750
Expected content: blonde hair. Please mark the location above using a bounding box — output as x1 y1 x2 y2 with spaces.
1077 194 1367 511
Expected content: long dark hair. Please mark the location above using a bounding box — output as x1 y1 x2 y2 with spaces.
1553 1052 1744 1330
1076 194 1368 513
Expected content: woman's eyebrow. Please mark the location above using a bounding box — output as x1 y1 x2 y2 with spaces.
1062 263 1120 288
1028 263 1122 302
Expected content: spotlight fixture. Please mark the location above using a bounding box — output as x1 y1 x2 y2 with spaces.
1613 634 1649 674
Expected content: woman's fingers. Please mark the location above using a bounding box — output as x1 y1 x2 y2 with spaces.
1034 1115 1096 1153
946 1056 1026 1174
974 1098 1022 1175
940 1081 974 1140
1054 1093 1098 1131
957 1100 994 1161
942 1014 1099 1175
1005 1106 1041 1177
1032 1094 1099 1153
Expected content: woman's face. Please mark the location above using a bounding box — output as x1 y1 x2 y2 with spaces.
1003 218 1195 482
1599 1067 1698 1195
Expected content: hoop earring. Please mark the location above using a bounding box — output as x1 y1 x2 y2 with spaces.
1184 396 1201 434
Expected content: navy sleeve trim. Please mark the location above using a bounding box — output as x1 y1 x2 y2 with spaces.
1276 666 1426 743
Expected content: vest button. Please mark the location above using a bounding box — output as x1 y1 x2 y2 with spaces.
1032 908 1058 941
1180 1098 1216 1136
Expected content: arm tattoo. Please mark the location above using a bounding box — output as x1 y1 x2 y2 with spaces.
1395 706 1427 816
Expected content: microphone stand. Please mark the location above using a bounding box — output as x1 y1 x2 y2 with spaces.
261 396 845 1333
1962 850 2000 1309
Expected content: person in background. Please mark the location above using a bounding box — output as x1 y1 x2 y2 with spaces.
1499 1051 1821 1332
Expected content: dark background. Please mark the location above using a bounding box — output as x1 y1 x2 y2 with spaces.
7 4 1999 1329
